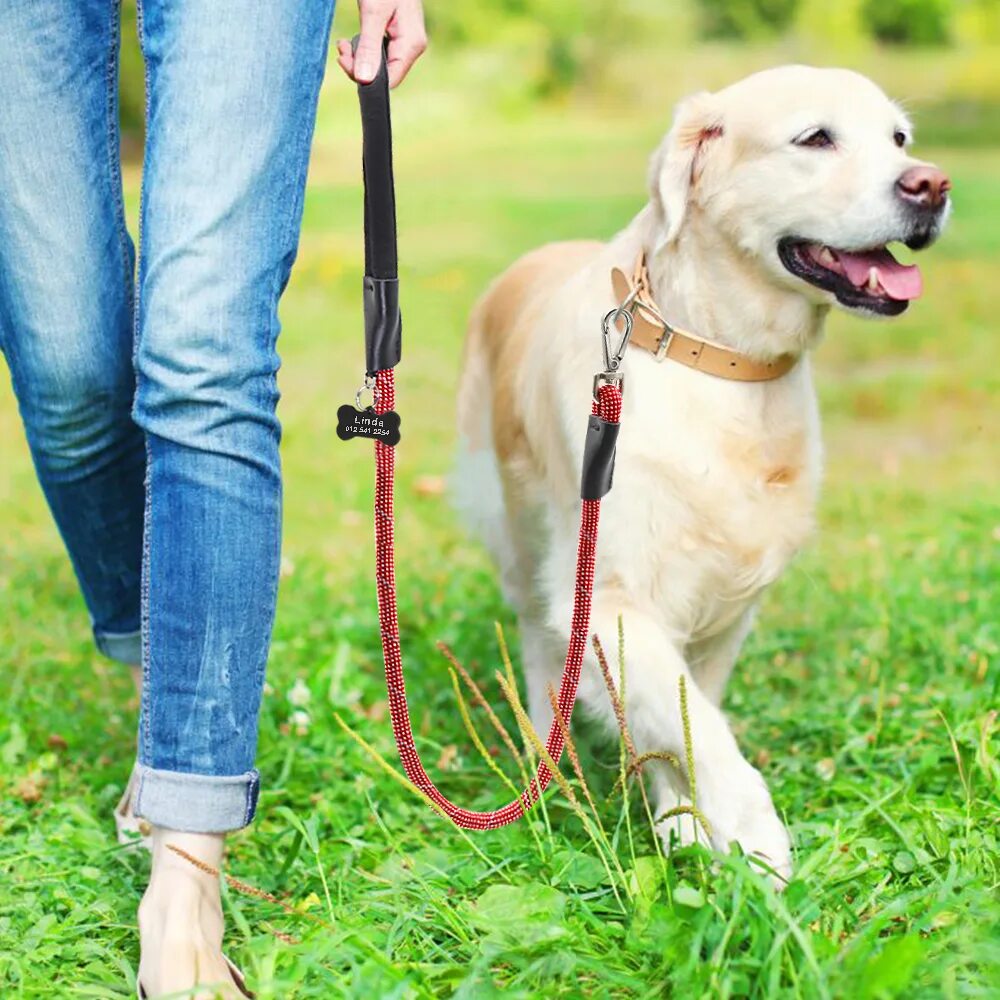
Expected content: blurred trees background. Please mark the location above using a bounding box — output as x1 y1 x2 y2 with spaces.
861 0 953 45
696 0 801 39
116 0 1000 145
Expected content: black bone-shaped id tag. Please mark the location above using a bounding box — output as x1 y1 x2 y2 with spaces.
336 404 401 446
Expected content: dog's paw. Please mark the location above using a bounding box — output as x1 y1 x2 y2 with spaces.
700 763 792 885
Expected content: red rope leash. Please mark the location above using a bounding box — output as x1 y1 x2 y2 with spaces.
372 367 622 829
351 38 630 829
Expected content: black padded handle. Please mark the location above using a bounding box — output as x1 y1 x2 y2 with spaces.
353 35 402 373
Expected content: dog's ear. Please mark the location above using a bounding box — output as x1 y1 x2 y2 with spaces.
648 91 723 251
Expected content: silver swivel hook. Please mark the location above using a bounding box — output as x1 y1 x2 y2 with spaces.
601 307 633 374
594 306 633 400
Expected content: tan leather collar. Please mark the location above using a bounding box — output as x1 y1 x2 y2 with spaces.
611 252 798 382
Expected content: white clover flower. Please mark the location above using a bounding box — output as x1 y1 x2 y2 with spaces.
288 678 311 708
290 709 311 735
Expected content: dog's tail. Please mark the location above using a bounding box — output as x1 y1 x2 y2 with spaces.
452 294 507 557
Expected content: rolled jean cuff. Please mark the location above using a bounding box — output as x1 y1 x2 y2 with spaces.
133 765 260 832
93 627 142 666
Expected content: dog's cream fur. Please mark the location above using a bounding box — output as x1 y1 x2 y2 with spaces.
455 66 948 879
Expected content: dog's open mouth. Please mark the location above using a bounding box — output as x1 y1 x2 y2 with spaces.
778 238 923 315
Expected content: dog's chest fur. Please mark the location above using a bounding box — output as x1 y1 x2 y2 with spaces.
596 354 822 640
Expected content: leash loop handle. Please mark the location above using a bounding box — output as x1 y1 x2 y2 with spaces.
354 35 402 374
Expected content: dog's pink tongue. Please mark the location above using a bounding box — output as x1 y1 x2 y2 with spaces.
838 247 923 300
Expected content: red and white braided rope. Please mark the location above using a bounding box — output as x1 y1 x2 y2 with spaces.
372 368 621 829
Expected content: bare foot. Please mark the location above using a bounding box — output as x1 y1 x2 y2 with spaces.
137 828 246 999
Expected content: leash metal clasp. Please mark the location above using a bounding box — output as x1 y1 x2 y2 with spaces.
595 306 633 400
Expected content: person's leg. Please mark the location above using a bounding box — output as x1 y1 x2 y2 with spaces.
129 0 335 992
0 0 145 669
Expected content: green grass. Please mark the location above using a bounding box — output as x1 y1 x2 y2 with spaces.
1 39 998 999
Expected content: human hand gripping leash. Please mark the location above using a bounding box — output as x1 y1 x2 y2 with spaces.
340 38 626 829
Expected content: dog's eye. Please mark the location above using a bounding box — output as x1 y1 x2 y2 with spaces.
893 130 908 148
795 128 834 149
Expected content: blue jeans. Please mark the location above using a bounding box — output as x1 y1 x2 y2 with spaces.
0 0 336 831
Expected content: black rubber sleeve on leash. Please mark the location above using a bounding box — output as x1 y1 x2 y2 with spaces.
580 415 620 500
363 276 401 375
353 35 402 374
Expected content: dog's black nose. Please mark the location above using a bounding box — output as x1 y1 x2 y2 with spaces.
896 165 951 211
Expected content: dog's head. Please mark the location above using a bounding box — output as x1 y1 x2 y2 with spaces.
649 65 950 317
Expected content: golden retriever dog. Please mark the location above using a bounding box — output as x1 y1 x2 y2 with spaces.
455 66 950 880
